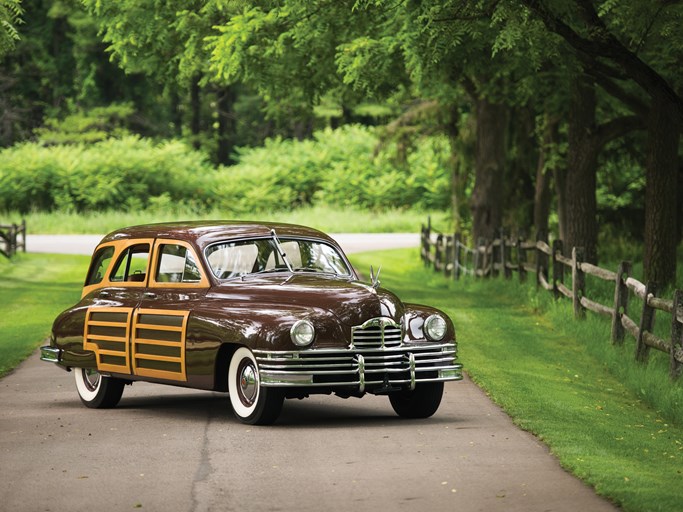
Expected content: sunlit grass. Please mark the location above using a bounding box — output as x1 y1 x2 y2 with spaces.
1 206 441 234
0 253 90 377
350 248 683 512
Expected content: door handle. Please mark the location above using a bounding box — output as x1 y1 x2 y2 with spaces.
143 292 157 299
99 291 110 298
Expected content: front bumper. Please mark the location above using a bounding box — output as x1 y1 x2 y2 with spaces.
254 341 463 393
40 346 61 363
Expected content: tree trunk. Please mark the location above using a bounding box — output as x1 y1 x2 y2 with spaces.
190 75 201 151
216 85 236 165
565 74 599 263
470 98 507 241
644 90 680 287
534 116 559 240
447 105 463 233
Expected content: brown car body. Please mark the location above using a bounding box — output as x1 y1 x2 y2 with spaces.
41 222 463 424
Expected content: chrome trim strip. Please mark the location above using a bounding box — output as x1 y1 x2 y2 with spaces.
358 354 365 393
409 353 416 390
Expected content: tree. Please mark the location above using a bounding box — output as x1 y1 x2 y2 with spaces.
519 0 682 284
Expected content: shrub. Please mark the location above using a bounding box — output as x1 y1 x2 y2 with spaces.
0 137 215 213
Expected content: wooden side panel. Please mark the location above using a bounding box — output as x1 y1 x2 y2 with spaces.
132 309 189 382
83 307 133 374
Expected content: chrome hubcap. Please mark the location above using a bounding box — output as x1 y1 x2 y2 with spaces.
83 369 100 392
237 361 258 407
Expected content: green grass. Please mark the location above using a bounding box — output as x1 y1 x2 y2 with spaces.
350 248 683 512
1 206 440 234
0 253 90 377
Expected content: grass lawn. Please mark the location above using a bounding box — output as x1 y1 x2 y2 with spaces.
0 253 90 377
1 206 447 234
351 248 683 512
2 247 682 511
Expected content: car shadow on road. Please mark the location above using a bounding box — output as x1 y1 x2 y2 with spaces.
104 391 460 428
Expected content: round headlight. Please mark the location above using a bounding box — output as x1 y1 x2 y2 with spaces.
290 320 315 347
424 314 447 341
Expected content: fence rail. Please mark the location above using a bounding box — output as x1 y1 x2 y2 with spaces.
0 220 26 258
420 218 683 380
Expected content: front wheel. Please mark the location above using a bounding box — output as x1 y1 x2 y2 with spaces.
74 368 125 408
228 347 283 425
389 382 444 419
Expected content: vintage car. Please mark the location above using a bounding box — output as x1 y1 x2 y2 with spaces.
41 222 463 424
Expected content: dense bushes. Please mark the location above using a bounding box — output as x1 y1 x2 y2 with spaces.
0 137 214 213
0 125 451 214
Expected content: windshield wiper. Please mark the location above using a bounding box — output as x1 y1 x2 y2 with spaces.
270 229 294 272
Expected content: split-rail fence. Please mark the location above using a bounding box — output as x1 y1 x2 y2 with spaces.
0 220 26 258
420 217 683 380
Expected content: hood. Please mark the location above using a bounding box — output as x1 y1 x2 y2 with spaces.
207 274 404 327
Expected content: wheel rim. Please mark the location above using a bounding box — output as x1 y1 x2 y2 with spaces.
237 359 258 407
82 369 101 392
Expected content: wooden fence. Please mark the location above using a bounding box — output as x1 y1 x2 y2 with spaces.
0 220 26 258
420 218 683 380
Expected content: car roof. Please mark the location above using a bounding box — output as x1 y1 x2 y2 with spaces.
98 221 339 250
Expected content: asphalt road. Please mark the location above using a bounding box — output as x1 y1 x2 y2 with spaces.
1 234 619 511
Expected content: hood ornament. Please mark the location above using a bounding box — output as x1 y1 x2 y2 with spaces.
369 265 382 289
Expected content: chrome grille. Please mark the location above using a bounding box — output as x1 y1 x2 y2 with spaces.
351 318 402 349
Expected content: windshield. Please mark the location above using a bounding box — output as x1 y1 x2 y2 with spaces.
205 238 351 280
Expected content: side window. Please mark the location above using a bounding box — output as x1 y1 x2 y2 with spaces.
85 246 115 286
110 244 150 283
156 244 202 283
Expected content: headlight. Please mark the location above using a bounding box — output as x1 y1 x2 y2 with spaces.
290 320 315 347
424 314 447 341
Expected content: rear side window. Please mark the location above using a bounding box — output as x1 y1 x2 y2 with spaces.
110 244 150 283
85 246 115 286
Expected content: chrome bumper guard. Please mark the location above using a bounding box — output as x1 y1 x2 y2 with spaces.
40 346 61 363
254 342 463 393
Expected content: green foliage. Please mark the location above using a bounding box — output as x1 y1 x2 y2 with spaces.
0 0 22 57
0 136 214 213
34 103 135 144
0 125 450 214
212 125 450 213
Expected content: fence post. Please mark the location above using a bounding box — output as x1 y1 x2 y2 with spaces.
572 247 586 318
434 234 444 272
552 239 563 299
635 282 658 363
517 236 526 283
535 231 548 291
671 290 683 380
444 235 453 278
21 219 26 252
611 261 631 345
453 233 461 280
500 228 511 279
421 223 430 267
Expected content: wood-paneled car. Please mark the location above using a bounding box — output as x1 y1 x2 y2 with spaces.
41 222 463 424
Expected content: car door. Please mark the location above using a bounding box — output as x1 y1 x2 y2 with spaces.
131 239 210 382
81 240 153 376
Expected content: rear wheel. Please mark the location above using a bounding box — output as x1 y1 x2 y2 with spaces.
228 347 283 425
74 368 125 408
389 382 444 419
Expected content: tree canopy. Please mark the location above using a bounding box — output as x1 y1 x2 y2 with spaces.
1 0 681 285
